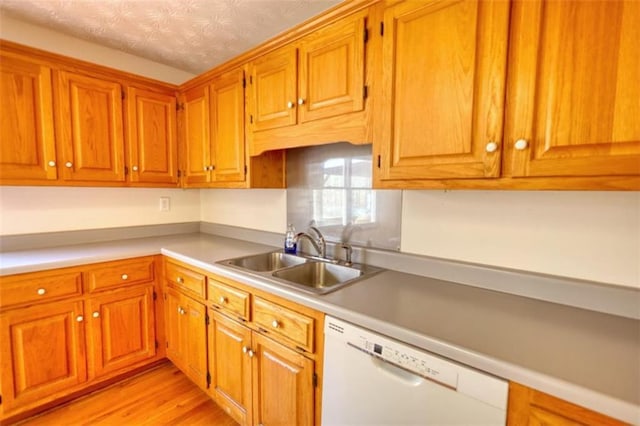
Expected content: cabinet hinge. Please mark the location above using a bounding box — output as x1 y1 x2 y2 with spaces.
177 170 182 178
363 85 368 100
176 103 184 111
250 115 253 124
249 76 253 84
153 291 157 301
364 27 369 43
121 90 125 100
313 373 318 388
243 77 246 88
155 340 158 349
124 166 129 176
166 342 169 348
244 165 247 175
377 155 381 168
380 22 384 36
206 372 211 387
205 313 210 326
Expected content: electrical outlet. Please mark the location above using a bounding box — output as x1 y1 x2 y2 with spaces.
159 197 170 212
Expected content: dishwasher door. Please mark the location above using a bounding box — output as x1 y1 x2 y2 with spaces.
321 316 508 426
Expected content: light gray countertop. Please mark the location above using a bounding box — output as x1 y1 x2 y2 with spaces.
1 233 639 424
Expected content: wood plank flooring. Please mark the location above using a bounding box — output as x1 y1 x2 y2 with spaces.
18 362 237 426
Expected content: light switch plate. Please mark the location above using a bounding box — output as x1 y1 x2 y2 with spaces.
159 197 170 212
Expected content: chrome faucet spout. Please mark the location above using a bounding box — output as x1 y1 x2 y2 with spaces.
293 232 323 257
308 226 326 258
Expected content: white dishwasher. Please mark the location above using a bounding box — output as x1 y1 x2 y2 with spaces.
321 316 508 426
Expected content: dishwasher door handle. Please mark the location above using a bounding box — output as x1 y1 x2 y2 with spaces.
371 355 423 386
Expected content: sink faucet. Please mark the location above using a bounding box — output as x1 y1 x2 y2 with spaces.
294 226 326 258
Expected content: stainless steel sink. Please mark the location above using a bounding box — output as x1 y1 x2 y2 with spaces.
272 261 363 290
218 250 384 295
223 251 307 272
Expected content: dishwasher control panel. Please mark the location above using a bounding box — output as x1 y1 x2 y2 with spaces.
327 317 459 388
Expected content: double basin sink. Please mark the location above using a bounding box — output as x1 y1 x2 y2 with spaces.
218 250 384 295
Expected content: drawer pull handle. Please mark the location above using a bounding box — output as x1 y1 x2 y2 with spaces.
121 274 128 280
272 320 280 329
37 288 46 295
76 315 84 322
219 296 226 304
176 277 184 284
92 311 100 318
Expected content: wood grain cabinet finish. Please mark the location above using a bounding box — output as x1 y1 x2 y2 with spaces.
0 52 57 182
125 86 179 185
85 256 155 293
507 382 627 426
0 269 82 309
252 296 315 353
55 70 125 182
209 278 250 321
181 84 211 186
0 300 87 412
247 9 370 155
86 285 156 379
376 0 509 181
504 0 640 180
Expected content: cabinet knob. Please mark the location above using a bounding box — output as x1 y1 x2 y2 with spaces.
210 165 216 171
65 161 73 168
514 139 529 150
37 288 46 295
271 320 280 329
242 346 249 354
48 161 56 167
176 277 184 284
132 166 139 171
219 296 226 304
203 166 208 171
92 311 100 318
297 98 305 105
76 315 84 322
121 274 128 280
287 101 294 109
485 141 499 153
248 349 255 358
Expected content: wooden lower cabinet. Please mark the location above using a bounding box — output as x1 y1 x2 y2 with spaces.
164 287 208 390
208 309 314 426
507 382 627 426
86 285 156 379
0 300 87 413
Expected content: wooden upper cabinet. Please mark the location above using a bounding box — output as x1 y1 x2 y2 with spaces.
250 45 298 132
126 87 178 185
0 53 57 181
181 85 211 186
505 0 640 179
377 0 510 180
298 9 366 124
210 68 246 182
55 70 125 182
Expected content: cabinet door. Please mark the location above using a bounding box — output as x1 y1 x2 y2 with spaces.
182 85 211 186
0 53 57 181
55 70 125 182
251 333 314 426
250 45 297 131
210 68 246 183
298 10 366 124
164 288 186 368
208 310 252 425
0 300 86 412
377 0 509 180
86 285 156 379
505 0 640 178
126 87 178 185
183 295 208 390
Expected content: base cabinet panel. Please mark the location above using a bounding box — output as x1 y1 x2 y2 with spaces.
0 300 86 412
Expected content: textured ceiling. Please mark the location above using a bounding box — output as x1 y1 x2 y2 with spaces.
0 0 342 74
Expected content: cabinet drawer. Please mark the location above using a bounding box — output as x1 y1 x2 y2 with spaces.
0 270 83 309
209 278 250 321
165 260 206 299
252 297 314 353
86 257 155 293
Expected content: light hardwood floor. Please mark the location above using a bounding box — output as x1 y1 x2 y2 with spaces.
18 362 237 426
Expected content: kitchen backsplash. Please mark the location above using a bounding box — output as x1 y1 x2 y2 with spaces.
286 143 402 251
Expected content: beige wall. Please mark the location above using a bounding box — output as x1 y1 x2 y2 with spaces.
0 15 195 84
200 189 286 234
0 187 200 235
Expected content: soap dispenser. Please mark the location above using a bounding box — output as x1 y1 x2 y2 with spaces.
284 224 297 254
